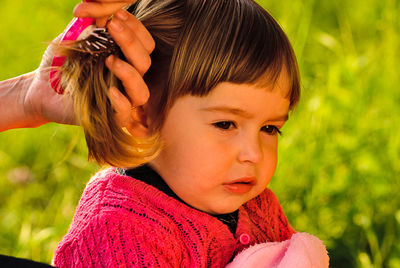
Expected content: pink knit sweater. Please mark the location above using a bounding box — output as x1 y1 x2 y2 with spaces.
53 168 295 267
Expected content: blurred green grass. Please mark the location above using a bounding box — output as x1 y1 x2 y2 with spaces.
0 0 399 267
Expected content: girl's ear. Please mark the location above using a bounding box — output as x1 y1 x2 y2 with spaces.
125 105 152 138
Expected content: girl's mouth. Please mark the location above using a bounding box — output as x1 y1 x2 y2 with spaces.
223 177 256 194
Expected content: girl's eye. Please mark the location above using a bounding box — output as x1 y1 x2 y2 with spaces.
212 121 236 130
261 125 282 135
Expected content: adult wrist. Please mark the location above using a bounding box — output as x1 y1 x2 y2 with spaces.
0 72 48 132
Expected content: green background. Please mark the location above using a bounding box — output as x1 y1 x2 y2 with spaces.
0 0 399 267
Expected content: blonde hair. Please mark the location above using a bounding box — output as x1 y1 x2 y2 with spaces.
59 0 300 168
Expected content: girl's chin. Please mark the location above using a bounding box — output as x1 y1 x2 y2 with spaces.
202 202 244 215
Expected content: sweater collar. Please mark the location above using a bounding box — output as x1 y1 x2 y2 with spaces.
116 165 239 234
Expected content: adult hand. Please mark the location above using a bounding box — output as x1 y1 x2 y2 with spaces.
2 3 152 134
0 35 77 132
22 34 76 126
104 8 155 136
73 1 154 132
38 2 153 130
74 1 154 136
10 1 140 128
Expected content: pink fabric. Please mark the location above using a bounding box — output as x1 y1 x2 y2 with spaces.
53 168 295 267
226 232 329 268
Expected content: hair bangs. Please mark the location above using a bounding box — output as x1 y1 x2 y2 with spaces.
167 0 300 109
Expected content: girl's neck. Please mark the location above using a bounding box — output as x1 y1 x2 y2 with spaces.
118 164 239 234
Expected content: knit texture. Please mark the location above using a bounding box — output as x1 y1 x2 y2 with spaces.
53 168 295 267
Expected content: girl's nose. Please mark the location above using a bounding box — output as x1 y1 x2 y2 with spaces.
237 135 263 164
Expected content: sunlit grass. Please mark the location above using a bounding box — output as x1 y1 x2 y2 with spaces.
0 0 399 267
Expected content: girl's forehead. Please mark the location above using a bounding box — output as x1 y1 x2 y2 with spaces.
210 81 290 105
174 81 291 120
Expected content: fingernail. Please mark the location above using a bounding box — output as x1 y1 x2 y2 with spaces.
111 88 120 100
109 19 123 32
72 5 79 15
73 4 87 17
115 10 128 21
106 55 114 66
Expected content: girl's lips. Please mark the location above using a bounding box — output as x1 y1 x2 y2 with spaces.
223 177 256 194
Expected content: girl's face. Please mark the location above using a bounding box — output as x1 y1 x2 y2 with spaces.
150 71 291 215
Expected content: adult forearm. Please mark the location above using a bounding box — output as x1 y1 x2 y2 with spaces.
0 72 48 132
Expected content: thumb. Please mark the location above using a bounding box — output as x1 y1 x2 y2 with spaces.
39 34 63 71
36 33 64 93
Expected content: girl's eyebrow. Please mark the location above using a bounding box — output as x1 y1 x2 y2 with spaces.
200 106 289 121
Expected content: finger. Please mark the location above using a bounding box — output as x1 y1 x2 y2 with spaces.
88 0 133 2
40 34 64 70
73 2 128 18
106 55 150 107
108 17 152 76
125 114 150 138
110 87 149 138
96 17 110 28
109 87 132 127
113 9 155 54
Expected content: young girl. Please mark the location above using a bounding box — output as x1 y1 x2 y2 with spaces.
50 0 328 267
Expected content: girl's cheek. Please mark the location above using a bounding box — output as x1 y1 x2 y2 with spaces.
260 140 278 164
